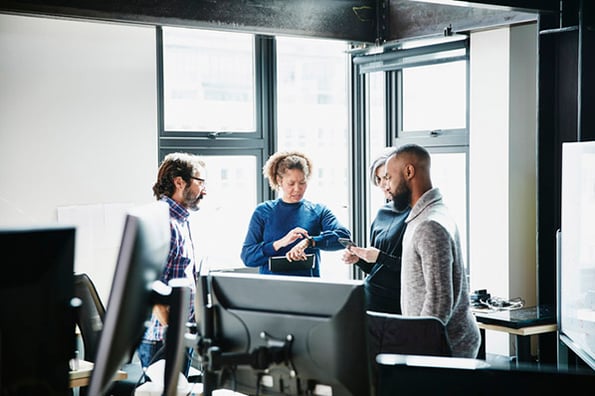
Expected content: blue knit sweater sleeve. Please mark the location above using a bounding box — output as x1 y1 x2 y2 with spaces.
240 201 276 269
313 204 351 249
240 199 351 276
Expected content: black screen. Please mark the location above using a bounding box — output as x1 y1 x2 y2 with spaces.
196 272 371 396
0 226 76 396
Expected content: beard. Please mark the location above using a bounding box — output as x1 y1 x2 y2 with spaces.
182 187 205 211
391 179 411 212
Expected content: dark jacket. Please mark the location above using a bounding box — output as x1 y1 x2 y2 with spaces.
357 202 410 314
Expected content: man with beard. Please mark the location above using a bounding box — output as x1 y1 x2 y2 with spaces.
384 144 480 358
137 152 207 374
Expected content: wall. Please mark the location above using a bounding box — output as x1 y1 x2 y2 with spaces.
0 14 158 301
469 23 538 356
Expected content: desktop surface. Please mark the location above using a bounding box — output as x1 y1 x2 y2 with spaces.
376 354 595 395
474 304 555 329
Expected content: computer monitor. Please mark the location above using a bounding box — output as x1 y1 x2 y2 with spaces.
195 271 371 396
87 201 190 396
0 226 76 396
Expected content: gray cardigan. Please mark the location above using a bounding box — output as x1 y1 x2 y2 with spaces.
401 187 480 358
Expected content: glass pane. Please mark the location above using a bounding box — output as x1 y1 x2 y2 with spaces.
402 60 466 132
276 36 350 281
190 155 257 271
430 152 468 268
368 72 388 225
163 27 255 132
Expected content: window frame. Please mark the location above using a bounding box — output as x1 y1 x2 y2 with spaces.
157 27 275 202
157 28 355 279
350 36 471 276
156 25 470 280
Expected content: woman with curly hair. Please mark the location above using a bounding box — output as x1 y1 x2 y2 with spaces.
240 150 350 277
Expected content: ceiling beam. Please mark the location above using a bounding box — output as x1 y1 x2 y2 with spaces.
386 0 538 41
0 0 377 42
406 0 559 13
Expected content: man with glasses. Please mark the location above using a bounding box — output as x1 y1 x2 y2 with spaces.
137 152 207 375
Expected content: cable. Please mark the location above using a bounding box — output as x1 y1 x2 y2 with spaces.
480 296 524 311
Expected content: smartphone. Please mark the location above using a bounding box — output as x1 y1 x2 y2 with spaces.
338 237 356 248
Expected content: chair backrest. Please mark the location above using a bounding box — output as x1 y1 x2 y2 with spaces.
367 310 452 358
73 273 106 362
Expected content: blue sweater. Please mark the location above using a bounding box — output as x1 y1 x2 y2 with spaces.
356 202 410 314
241 198 351 276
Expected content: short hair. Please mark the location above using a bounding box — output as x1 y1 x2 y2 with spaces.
263 151 313 190
388 143 431 166
369 148 394 186
152 152 206 199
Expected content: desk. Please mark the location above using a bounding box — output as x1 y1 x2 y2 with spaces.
473 305 556 366
375 353 595 396
69 360 128 388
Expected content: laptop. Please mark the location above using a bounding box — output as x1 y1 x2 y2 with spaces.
474 304 555 329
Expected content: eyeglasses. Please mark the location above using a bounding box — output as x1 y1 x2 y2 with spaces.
190 176 206 186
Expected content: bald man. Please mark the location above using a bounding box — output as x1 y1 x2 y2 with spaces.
384 143 480 358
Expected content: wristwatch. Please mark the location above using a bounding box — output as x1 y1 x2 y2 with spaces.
307 235 315 247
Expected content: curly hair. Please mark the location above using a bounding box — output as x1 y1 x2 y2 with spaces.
263 150 313 190
152 152 206 199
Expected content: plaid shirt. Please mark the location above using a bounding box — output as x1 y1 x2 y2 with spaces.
142 195 196 341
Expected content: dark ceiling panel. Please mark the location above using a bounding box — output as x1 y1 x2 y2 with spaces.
397 0 558 13
387 0 538 41
451 0 559 13
0 0 377 42
1 0 569 44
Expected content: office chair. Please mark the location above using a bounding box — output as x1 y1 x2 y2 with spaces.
73 273 145 395
73 273 106 362
366 310 452 358
366 311 453 394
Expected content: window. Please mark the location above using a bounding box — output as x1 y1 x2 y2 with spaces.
162 27 256 132
160 29 352 278
428 150 468 266
352 36 470 273
368 71 389 225
190 155 257 270
276 36 351 281
402 61 466 132
398 56 469 270
160 27 264 271
160 26 467 280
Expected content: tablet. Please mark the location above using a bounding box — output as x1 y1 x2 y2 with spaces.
338 238 356 248
268 254 315 272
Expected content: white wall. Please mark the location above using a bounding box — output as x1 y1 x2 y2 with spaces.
0 14 158 301
469 23 538 356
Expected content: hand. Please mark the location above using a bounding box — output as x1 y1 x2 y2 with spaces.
341 248 359 265
275 227 309 251
286 239 309 262
349 246 380 264
153 304 169 325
